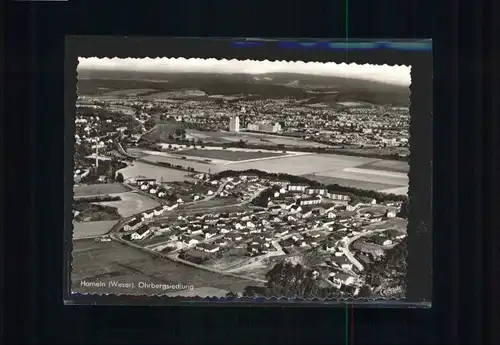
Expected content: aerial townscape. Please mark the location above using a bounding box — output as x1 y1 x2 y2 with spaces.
72 58 411 300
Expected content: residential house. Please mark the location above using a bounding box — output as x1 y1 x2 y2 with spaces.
177 198 184 204
327 212 336 219
326 192 351 202
336 211 356 223
158 191 166 198
196 243 220 253
298 196 322 206
140 184 149 191
247 243 262 254
168 234 179 242
386 209 397 218
136 177 157 185
153 206 165 217
276 228 289 237
224 233 243 242
141 210 154 220
258 233 274 242
189 228 204 236
304 238 319 247
207 190 214 196
330 255 354 271
234 223 244 230
203 229 218 239
241 174 259 181
149 188 158 194
346 203 362 211
214 238 229 247
130 225 152 241
308 231 322 239
165 203 178 211
250 238 271 248
193 195 200 201
329 272 356 287
289 204 302 213
124 217 142 232
323 242 336 252
305 188 327 196
287 184 308 193
386 229 406 240
371 236 393 246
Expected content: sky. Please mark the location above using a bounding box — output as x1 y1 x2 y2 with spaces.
78 57 411 86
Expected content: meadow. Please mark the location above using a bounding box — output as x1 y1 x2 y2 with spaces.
71 239 256 295
117 161 193 182
174 149 286 161
357 160 410 173
301 175 399 191
73 183 131 197
73 220 119 240
94 192 160 217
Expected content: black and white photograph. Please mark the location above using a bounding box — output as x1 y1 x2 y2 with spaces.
71 55 413 300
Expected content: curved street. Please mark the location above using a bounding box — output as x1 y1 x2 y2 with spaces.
340 228 393 272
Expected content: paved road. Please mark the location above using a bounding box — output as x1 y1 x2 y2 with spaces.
339 228 392 272
226 226 324 273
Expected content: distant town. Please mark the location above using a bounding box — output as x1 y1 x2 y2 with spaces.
72 62 410 300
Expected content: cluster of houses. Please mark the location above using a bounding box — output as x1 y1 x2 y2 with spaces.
131 176 217 202
122 203 180 240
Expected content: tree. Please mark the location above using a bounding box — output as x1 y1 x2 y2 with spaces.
264 262 320 299
397 199 409 219
225 291 239 299
115 172 124 183
357 286 372 298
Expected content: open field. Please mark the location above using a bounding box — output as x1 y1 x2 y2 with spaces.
302 174 399 191
234 264 271 281
174 149 287 161
357 160 409 173
338 147 410 156
203 256 250 271
94 192 160 217
108 105 135 115
105 88 158 97
183 197 239 210
138 154 213 173
132 151 409 193
74 183 130 197
378 186 409 195
117 161 193 182
215 154 376 175
73 220 118 240
71 239 258 295
314 168 408 188
362 218 408 232
357 205 390 214
187 130 332 148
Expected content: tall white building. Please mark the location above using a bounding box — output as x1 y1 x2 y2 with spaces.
272 122 282 133
229 115 240 132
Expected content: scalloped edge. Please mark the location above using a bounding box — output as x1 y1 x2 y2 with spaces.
66 41 424 305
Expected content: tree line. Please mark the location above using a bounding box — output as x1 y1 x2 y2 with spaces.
212 169 408 204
